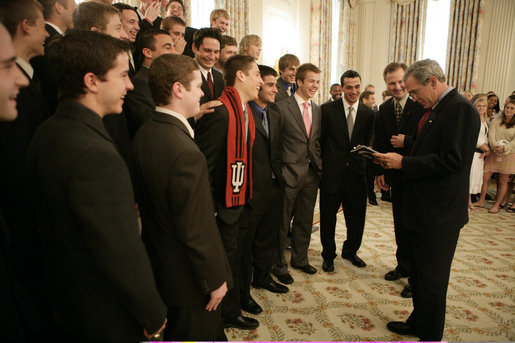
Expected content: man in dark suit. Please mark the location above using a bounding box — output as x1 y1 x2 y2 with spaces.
27 30 167 342
123 29 174 138
375 59 479 341
0 22 33 342
271 63 322 283
193 28 224 105
241 65 289 313
195 55 263 330
275 54 300 102
31 0 76 114
374 62 424 298
132 54 231 341
0 1 50 325
319 70 375 272
113 3 140 76
359 90 379 206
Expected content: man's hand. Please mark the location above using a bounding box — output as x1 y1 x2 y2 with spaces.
143 318 167 340
144 1 161 23
390 134 405 148
205 281 227 311
375 174 389 191
494 144 505 155
194 100 222 120
373 152 403 169
173 37 187 55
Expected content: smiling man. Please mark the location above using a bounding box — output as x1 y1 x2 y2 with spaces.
271 63 322 283
319 70 375 273
26 30 167 342
195 55 263 331
275 54 300 102
210 9 229 34
373 62 424 299
192 28 224 105
113 3 140 44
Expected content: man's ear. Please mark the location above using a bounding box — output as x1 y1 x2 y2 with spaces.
83 72 100 94
192 43 198 54
172 81 183 99
236 70 245 83
142 47 153 59
90 27 99 32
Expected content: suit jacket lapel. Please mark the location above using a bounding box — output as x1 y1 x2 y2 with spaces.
399 99 415 132
351 103 369 144
310 103 321 141
251 107 268 140
287 97 308 138
152 111 194 141
201 74 213 101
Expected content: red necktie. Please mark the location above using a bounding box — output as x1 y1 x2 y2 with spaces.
416 109 431 136
207 71 214 98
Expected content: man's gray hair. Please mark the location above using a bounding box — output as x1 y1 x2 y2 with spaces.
404 59 446 84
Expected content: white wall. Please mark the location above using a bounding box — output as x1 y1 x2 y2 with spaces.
250 0 311 69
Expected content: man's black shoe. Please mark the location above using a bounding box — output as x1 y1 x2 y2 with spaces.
224 315 260 330
322 259 334 272
292 264 317 274
253 280 289 293
400 284 412 298
386 321 417 336
369 198 379 206
342 253 366 268
274 272 294 285
241 297 263 315
384 269 408 281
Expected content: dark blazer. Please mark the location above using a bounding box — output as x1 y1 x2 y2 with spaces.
401 89 479 233
132 110 232 307
26 100 166 342
183 26 198 58
374 97 424 156
123 66 154 138
274 77 292 103
320 100 375 192
201 68 224 104
195 105 247 224
31 23 62 114
138 15 163 33
272 95 322 187
248 102 284 214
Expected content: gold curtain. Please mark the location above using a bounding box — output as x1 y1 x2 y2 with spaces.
184 0 191 27
446 0 483 92
310 0 332 104
336 0 357 76
215 0 249 42
389 0 427 65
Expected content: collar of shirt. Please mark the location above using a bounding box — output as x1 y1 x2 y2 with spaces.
45 21 64 35
432 86 454 110
249 101 266 119
155 106 195 138
394 93 409 110
16 57 33 79
342 97 358 120
136 8 144 20
279 77 294 92
294 93 312 121
198 65 212 81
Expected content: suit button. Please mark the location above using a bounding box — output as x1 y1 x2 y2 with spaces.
346 162 349 167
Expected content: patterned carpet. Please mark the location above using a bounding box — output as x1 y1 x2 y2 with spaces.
226 196 515 341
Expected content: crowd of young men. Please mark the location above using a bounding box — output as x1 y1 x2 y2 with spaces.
0 0 480 342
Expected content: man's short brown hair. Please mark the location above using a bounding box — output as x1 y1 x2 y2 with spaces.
238 34 261 55
223 55 256 87
38 0 70 20
221 35 237 50
73 1 120 32
382 62 408 81
210 9 229 22
0 0 43 38
149 54 199 106
359 90 374 102
161 15 185 33
278 54 300 72
295 63 321 83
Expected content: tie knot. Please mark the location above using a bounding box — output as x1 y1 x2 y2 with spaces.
304 101 310 109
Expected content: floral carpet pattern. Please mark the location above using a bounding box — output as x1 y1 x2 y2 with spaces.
226 197 515 341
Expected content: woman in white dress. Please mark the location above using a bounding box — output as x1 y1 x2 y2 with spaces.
469 98 490 210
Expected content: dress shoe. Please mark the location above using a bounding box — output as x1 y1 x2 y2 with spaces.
369 198 378 206
386 321 416 336
241 297 263 315
253 280 289 293
322 259 334 272
384 269 408 281
400 284 412 298
224 315 260 330
342 253 366 268
292 264 317 274
274 272 294 285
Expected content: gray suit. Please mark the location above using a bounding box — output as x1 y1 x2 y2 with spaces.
270 95 322 273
